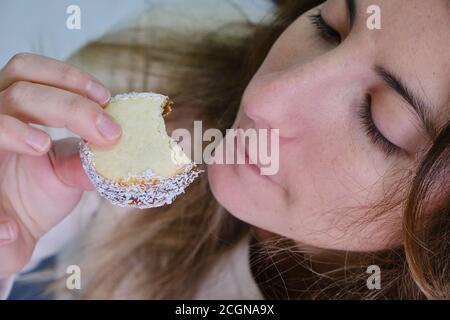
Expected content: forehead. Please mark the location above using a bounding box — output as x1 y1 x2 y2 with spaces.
360 0 450 118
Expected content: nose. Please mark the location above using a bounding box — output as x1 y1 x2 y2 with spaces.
242 49 368 138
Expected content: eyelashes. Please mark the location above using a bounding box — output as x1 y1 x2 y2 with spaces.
357 95 402 157
308 10 341 43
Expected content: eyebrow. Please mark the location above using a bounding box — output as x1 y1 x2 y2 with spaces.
346 0 356 28
375 66 437 138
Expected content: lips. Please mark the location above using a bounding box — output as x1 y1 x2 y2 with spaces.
237 125 275 169
234 125 285 189
243 144 261 174
235 125 260 168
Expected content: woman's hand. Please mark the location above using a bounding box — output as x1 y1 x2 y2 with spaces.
0 53 122 278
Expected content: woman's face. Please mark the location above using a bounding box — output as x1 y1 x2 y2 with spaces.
208 0 450 251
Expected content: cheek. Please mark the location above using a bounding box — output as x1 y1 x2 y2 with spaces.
281 128 354 213
279 128 404 251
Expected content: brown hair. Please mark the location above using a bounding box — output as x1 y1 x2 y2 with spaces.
60 0 449 299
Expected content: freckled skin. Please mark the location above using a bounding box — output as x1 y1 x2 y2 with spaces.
208 0 450 251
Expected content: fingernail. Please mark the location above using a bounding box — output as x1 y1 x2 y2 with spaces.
25 129 50 152
0 222 13 241
96 113 122 141
86 80 110 105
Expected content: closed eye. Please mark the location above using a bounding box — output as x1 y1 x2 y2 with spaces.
358 95 402 157
308 10 341 44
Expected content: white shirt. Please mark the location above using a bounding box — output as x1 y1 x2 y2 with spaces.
0 0 272 300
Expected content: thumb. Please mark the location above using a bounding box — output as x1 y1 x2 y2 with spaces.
48 138 95 191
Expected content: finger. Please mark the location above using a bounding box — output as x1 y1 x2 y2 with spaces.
0 81 122 146
48 138 95 190
0 219 18 247
0 114 51 155
0 53 110 105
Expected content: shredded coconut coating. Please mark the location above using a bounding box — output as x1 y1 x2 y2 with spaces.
79 141 201 209
78 92 202 209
